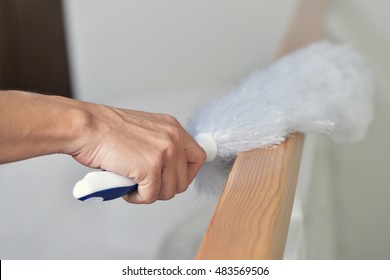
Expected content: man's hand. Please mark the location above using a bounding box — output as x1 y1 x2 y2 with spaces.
70 103 206 204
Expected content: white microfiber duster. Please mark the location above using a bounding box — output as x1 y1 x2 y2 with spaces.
186 40 373 195
73 40 374 202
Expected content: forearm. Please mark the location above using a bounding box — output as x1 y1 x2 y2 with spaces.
0 90 88 163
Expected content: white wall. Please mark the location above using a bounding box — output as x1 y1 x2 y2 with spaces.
64 0 296 104
323 0 390 259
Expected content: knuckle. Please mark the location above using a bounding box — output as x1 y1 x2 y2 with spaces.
163 125 181 143
161 114 179 125
160 115 182 138
164 142 177 160
158 134 177 160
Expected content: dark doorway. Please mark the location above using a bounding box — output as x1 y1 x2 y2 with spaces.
0 0 72 98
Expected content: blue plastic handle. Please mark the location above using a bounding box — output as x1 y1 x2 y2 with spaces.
73 171 138 202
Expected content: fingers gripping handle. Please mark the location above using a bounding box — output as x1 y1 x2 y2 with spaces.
72 133 217 202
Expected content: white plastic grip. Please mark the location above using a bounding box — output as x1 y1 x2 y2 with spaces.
195 133 218 162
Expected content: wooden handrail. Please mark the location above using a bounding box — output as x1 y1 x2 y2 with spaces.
196 0 327 260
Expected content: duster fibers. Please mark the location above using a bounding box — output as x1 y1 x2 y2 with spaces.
186 40 373 195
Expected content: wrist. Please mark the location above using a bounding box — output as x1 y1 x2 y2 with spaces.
56 96 98 157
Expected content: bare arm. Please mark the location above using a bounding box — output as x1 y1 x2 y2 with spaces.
0 90 206 203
